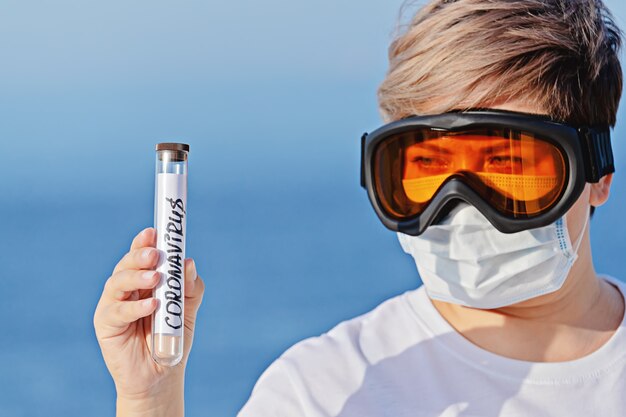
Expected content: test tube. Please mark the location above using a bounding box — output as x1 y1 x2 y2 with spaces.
151 142 189 366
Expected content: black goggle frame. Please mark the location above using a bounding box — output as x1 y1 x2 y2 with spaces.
360 110 614 236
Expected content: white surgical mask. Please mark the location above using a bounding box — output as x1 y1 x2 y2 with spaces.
397 203 588 309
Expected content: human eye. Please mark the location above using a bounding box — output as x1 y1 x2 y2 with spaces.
486 155 523 172
411 155 450 170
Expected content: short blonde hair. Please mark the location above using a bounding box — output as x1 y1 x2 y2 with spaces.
378 0 623 126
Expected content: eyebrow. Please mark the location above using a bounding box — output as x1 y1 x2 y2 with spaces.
410 142 453 155
483 144 520 154
411 139 521 155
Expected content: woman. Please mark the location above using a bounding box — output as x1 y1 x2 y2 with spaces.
94 0 626 415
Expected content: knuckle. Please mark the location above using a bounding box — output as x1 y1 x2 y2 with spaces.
114 302 128 321
112 252 131 274
93 318 105 341
123 301 142 322
196 275 206 292
131 228 146 246
95 304 115 332
136 248 158 267
103 276 115 292
125 299 142 318
93 308 100 329
133 248 145 262
142 272 159 288
122 250 134 264
131 231 139 243
133 300 144 314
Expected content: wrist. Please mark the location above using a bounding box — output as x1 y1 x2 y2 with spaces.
116 375 184 417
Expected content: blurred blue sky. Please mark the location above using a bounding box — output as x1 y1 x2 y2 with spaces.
1 1 626 416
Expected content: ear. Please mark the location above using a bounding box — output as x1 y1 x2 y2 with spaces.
589 173 613 207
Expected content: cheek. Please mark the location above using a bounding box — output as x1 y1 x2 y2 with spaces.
565 184 591 239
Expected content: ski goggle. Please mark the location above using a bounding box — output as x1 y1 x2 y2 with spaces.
360 110 615 236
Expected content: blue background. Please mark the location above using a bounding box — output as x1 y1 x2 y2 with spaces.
1 1 625 416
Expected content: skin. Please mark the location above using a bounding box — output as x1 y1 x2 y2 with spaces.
403 133 562 203
430 102 625 362
92 101 623 417
93 227 205 417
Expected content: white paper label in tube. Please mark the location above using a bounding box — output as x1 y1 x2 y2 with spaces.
154 173 187 336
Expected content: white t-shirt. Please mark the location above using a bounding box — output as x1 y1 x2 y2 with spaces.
238 275 626 417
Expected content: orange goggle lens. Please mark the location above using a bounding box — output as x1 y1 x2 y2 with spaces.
373 128 567 219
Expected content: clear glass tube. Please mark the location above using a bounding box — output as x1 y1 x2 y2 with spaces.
151 143 189 366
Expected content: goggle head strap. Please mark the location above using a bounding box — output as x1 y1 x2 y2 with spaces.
579 127 615 183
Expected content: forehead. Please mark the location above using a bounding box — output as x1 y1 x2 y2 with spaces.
480 100 548 117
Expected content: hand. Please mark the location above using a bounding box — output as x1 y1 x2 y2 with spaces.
93 227 205 402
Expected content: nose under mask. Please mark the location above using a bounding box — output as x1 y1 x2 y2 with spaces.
397 202 588 309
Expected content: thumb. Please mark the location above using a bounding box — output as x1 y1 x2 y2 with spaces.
182 258 205 361
184 258 205 326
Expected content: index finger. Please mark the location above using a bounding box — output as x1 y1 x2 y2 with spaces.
130 227 156 251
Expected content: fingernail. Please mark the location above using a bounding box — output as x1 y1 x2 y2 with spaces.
143 298 154 308
142 248 154 260
142 271 156 280
191 259 198 281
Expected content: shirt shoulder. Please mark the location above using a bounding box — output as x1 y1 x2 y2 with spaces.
238 286 434 417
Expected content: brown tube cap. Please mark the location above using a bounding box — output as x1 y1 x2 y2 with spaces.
156 142 190 152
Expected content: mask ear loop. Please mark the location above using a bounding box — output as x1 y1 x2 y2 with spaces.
570 206 590 257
